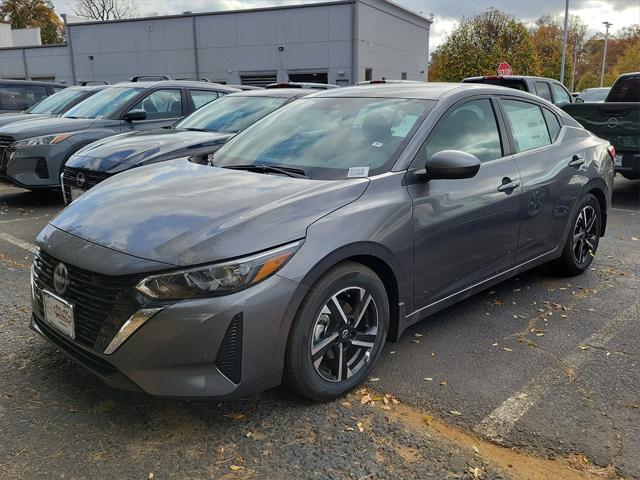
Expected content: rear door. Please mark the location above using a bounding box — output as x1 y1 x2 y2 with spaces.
407 97 522 308
498 97 584 263
122 88 185 132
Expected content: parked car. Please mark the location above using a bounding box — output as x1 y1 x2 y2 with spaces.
30 83 614 401
462 75 574 107
0 79 67 113
0 81 239 190
0 84 109 128
226 85 265 91
562 72 639 180
61 89 311 202
266 82 339 90
575 87 611 103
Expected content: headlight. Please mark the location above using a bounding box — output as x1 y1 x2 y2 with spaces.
11 133 74 149
135 241 303 300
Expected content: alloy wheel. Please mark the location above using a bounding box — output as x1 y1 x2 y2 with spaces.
572 205 598 264
310 287 379 383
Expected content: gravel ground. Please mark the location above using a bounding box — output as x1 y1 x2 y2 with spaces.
0 177 638 480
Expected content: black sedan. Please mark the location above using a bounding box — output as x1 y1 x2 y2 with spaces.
62 89 310 202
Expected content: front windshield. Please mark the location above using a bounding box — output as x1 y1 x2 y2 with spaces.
213 97 433 179
578 88 609 102
63 87 143 119
176 96 289 133
28 89 88 115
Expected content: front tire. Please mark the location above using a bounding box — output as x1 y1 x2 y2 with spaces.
284 262 389 401
553 193 601 276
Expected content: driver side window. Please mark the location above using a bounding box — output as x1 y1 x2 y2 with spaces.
130 89 183 120
423 99 502 164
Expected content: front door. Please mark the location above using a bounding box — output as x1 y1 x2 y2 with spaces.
407 97 522 309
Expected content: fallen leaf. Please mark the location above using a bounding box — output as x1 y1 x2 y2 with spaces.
423 415 433 425
344 426 355 431
450 410 462 416
224 413 245 421
578 345 589 350
424 377 433 381
381 405 391 411
631 237 639 241
415 333 424 337
472 446 479 454
361 394 372 404
411 339 420 344
503 347 513 352
341 402 352 408
368 377 380 382
439 381 448 386
230 465 243 471
357 421 364 432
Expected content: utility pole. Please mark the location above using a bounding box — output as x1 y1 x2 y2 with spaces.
570 41 579 92
559 0 570 84
600 21 612 87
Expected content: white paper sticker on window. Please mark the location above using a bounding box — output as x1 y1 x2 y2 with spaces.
348 166 370 178
371 141 384 148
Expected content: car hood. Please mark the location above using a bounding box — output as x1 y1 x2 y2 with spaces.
67 129 233 173
0 116 99 139
49 160 369 266
0 113 50 127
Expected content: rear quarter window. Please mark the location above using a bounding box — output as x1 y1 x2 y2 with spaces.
542 109 561 141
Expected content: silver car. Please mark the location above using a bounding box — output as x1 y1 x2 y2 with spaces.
31 83 615 400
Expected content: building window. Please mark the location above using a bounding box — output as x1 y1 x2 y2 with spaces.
401 72 407 80
365 68 372 81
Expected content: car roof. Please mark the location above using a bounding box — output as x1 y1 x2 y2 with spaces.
463 75 564 83
307 82 465 100
0 78 68 88
67 84 113 92
307 82 564 103
107 80 241 92
226 88 313 99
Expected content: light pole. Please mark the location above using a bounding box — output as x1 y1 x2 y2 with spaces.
600 21 612 87
559 0 570 84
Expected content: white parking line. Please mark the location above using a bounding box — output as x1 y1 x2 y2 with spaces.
0 232 38 254
474 303 639 442
0 216 44 224
611 207 639 214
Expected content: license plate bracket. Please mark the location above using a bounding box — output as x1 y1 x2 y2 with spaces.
42 290 75 339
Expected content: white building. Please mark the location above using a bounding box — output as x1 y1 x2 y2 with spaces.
0 0 431 86
0 24 42 48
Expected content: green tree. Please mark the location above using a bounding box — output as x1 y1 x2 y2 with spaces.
429 8 540 81
0 0 64 44
614 40 640 74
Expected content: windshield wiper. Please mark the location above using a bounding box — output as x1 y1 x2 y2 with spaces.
183 127 211 132
224 164 309 179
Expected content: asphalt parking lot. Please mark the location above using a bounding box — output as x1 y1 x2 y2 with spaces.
0 177 638 480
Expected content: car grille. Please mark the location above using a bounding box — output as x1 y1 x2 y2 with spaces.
62 167 113 198
32 250 140 352
0 135 13 174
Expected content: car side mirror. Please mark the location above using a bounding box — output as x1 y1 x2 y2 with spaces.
123 109 147 122
415 150 481 181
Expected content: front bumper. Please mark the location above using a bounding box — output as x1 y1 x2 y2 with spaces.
31 263 306 398
0 143 68 189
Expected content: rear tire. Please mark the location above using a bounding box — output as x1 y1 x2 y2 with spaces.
552 193 601 276
284 262 389 401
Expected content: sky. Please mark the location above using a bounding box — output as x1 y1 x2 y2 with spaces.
51 0 640 52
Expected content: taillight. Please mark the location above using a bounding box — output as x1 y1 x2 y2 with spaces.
607 145 616 161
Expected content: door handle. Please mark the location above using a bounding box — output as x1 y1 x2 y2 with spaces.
569 154 585 168
498 178 520 193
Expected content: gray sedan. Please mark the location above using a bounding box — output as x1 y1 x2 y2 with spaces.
30 83 615 401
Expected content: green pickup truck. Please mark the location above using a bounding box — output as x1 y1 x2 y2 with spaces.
562 72 640 180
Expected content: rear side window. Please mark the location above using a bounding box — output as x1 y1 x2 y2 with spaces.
190 90 219 109
534 82 552 102
462 78 527 91
542 109 561 141
551 83 571 105
0 84 48 111
607 75 640 102
131 89 183 119
502 100 551 152
425 99 502 163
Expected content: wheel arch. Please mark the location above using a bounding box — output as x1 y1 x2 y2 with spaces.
582 178 608 236
297 242 406 342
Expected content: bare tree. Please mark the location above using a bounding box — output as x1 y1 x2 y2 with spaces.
72 0 137 21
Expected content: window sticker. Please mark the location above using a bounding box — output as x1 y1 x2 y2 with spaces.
348 166 370 178
371 141 384 148
392 114 419 137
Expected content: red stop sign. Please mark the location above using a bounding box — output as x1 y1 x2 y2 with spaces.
498 62 513 76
